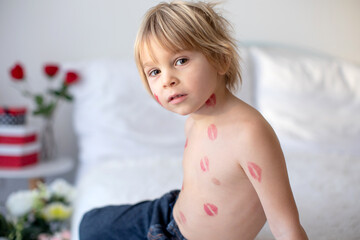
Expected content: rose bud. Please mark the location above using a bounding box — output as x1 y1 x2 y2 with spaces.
44 64 59 77
10 63 25 80
64 71 79 85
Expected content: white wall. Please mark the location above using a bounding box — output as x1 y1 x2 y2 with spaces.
0 0 359 189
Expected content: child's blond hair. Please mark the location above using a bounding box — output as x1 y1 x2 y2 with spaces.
134 0 241 95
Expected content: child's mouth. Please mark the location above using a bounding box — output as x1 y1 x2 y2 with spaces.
168 94 187 103
168 94 186 102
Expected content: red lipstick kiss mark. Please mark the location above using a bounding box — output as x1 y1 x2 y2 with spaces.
248 162 262 183
200 156 209 172
179 211 186 224
211 177 221 186
154 94 162 106
204 203 218 216
207 124 217 141
184 138 188 148
205 94 216 107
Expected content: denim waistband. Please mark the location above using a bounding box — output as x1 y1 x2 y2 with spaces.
147 190 187 240
166 217 187 240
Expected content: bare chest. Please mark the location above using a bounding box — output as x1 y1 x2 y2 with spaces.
182 123 247 190
174 123 265 240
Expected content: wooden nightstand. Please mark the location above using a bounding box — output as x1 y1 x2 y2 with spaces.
0 157 74 188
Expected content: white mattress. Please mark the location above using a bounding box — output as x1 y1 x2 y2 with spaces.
72 150 360 240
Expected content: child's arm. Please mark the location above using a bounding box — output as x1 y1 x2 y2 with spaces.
238 119 308 240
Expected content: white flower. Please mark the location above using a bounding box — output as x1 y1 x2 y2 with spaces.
49 179 76 203
5 189 38 217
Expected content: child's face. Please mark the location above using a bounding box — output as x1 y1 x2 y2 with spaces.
141 40 222 116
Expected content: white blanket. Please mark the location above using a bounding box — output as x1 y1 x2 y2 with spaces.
72 150 360 240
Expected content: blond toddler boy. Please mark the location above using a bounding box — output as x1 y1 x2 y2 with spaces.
80 1 308 239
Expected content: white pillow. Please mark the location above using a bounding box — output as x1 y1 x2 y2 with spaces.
235 47 256 106
66 59 186 166
251 47 360 155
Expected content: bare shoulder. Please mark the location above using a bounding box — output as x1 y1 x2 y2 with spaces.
229 97 274 136
230 99 307 239
229 98 283 164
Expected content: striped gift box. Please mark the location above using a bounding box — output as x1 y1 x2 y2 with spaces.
0 125 37 144
0 107 27 125
0 125 40 168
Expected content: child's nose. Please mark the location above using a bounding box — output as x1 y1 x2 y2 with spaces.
163 74 179 88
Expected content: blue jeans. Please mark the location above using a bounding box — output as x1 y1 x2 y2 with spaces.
79 190 187 240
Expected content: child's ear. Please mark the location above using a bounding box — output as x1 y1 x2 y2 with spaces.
217 55 230 75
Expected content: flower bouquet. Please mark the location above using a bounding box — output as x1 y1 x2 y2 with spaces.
9 63 79 119
8 63 79 161
0 179 76 240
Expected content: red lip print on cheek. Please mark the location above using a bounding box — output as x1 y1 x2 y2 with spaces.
154 94 162 106
184 138 188 148
200 156 209 172
204 203 218 216
207 124 217 140
248 162 262 183
205 94 216 107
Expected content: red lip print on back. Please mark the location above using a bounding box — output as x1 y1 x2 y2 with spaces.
205 94 216 107
204 203 218 216
207 124 217 140
248 162 262 182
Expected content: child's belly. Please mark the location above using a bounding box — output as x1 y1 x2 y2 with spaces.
173 180 266 240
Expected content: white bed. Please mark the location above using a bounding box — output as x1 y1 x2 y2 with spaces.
67 44 360 240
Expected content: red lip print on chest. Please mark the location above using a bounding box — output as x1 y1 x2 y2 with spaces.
207 124 217 141
211 177 221 185
200 156 209 172
179 211 187 224
204 203 218 216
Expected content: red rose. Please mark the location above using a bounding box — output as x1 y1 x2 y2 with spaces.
10 63 25 80
64 71 79 85
44 64 59 77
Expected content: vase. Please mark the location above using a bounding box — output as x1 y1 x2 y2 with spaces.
49 220 70 235
40 117 57 161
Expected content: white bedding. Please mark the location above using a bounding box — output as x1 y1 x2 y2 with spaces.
68 45 360 240
251 46 360 156
72 150 360 240
258 151 360 239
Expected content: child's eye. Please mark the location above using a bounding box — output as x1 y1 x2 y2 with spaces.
175 58 188 66
149 69 160 77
